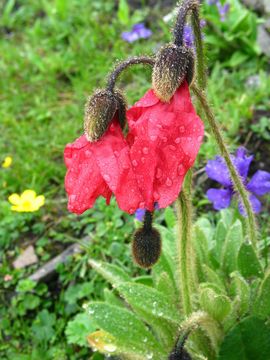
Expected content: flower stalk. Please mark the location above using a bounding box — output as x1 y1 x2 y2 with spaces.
191 84 258 251
176 173 195 316
173 0 206 90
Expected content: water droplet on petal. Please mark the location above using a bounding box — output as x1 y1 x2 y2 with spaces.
166 177 173 187
169 145 176 151
179 125 185 133
70 194 76 202
141 157 145 163
114 150 120 157
156 168 162 179
123 163 130 170
139 202 145 208
142 147 149 154
154 191 160 200
85 150 92 157
132 160 138 167
150 135 157 141
198 135 203 142
162 136 168 143
103 174 111 182
129 208 135 214
177 164 185 175
175 137 181 144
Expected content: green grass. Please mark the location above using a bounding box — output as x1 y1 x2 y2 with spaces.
0 0 270 358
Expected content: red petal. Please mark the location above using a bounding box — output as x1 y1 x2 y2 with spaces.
127 81 204 210
64 137 112 214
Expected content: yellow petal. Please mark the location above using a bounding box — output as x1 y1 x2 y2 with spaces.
2 156 12 168
34 195 45 209
21 190 37 202
8 193 21 206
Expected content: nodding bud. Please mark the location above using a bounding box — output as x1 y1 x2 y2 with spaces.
152 44 190 102
169 334 191 360
132 211 161 269
84 89 127 142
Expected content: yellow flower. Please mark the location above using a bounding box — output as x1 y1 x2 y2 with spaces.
2 156 12 168
8 190 45 212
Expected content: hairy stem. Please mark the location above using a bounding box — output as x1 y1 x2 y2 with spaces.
176 183 194 315
173 0 206 89
191 84 258 251
106 56 155 92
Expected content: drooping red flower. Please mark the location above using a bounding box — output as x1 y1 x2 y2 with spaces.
64 117 143 214
126 81 204 210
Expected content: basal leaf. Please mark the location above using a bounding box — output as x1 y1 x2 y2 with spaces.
237 243 263 278
218 317 270 360
89 259 130 285
252 268 270 319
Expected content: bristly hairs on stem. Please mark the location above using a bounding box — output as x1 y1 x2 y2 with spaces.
173 0 207 90
191 84 258 251
106 56 155 92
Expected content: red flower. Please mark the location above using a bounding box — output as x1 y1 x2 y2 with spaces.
64 117 143 214
126 81 204 210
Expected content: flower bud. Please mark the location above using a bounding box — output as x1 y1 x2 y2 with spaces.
152 44 190 102
132 226 161 269
186 49 195 86
113 89 127 130
84 90 117 142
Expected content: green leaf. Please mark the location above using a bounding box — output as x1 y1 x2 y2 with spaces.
87 302 166 358
117 0 129 25
64 282 94 304
221 220 243 274
89 259 130 285
103 288 124 307
213 220 227 262
237 243 263 278
16 279 36 292
218 317 270 360
164 206 176 228
156 272 177 304
66 313 96 346
199 287 232 322
230 272 250 317
31 310 56 343
117 282 179 324
253 268 270 318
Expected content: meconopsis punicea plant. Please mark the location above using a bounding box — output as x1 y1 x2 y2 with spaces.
63 0 268 359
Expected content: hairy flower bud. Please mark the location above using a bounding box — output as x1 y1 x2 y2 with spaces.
132 225 161 269
113 89 127 130
152 44 190 102
186 48 195 86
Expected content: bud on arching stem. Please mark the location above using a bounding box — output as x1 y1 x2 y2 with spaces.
84 89 126 142
152 44 194 102
132 211 161 269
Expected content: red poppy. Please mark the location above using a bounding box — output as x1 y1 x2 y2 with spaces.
64 117 143 214
126 81 204 210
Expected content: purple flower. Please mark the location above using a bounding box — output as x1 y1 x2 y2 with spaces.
206 147 270 215
121 23 152 43
183 20 206 48
135 203 159 221
207 0 230 21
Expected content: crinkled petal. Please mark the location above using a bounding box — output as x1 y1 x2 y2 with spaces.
247 170 270 196
64 136 112 215
205 156 231 187
238 194 262 216
93 120 143 214
207 188 232 210
233 147 253 181
127 82 204 210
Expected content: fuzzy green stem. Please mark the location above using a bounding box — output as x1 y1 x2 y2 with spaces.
176 186 193 315
106 56 155 92
191 84 258 251
191 8 207 90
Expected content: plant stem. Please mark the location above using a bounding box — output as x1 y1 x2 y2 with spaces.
173 0 206 90
191 84 258 251
106 56 155 92
176 183 194 315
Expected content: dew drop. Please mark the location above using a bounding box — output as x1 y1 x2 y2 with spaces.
139 202 145 208
198 135 203 142
142 147 149 155
103 344 117 353
85 150 92 157
162 136 168 143
114 150 120 157
103 174 111 182
88 308 95 315
154 191 160 200
150 135 157 141
177 164 185 175
141 157 145 163
132 160 138 167
70 194 76 202
174 137 181 144
166 177 173 187
146 353 153 359
179 126 185 133
156 168 162 179
169 145 176 151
